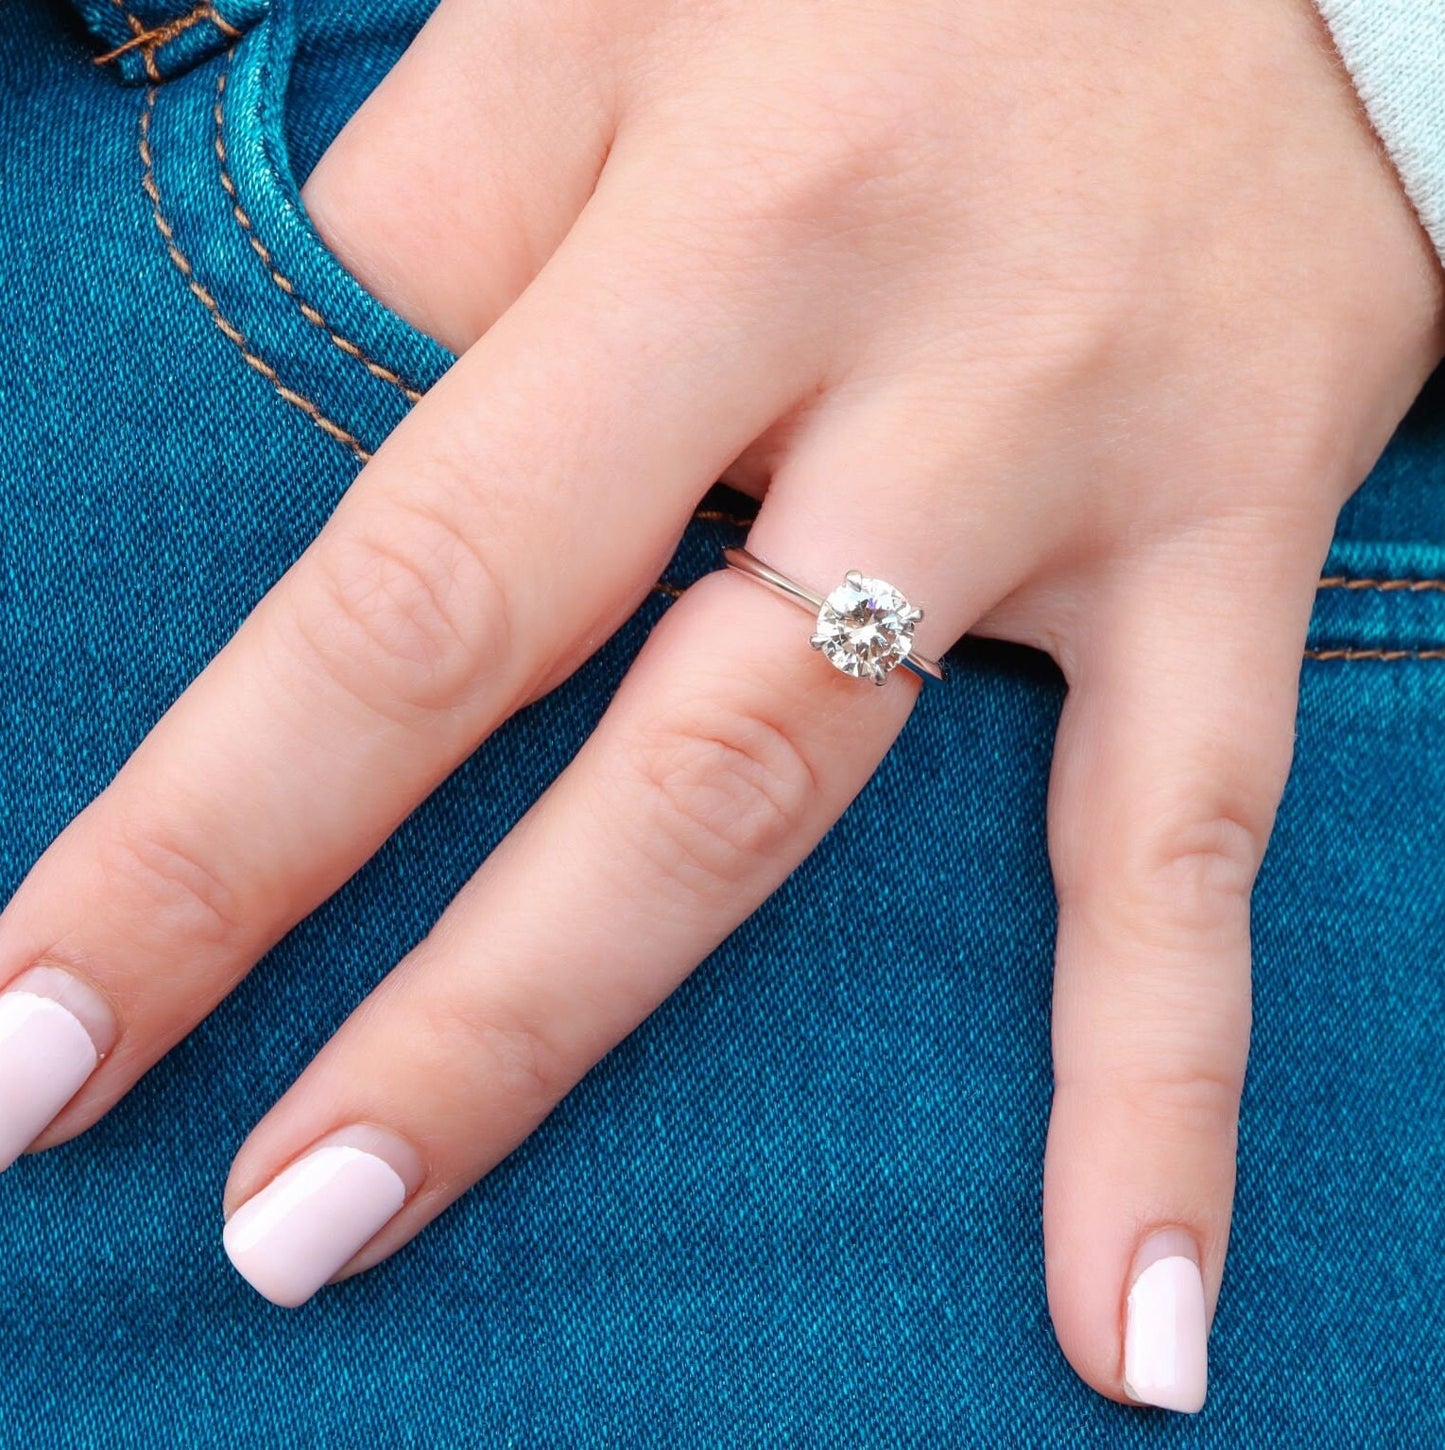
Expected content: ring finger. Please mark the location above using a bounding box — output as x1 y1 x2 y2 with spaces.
218 386 1062 1303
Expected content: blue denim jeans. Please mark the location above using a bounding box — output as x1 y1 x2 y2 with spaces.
3 0 1443 1442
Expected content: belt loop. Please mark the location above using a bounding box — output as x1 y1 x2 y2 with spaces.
80 0 270 84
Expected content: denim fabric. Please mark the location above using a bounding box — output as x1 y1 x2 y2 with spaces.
2 0 1444 1443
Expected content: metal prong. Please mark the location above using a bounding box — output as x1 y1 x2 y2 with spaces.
809 634 827 649
845 570 863 587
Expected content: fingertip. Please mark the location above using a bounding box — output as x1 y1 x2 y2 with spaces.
3 962 120 1059
0 964 118 1166
221 1125 426 1307
1122 1228 1209 1413
1044 1185 1213 1415
1042 1075 1229 1414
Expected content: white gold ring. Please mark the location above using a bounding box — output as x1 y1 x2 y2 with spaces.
722 546 946 685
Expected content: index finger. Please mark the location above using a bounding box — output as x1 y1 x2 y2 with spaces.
0 161 818 1161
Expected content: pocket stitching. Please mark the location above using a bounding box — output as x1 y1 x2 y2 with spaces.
140 82 373 463
1304 647 1445 662
214 61 426 406
1319 575 1445 594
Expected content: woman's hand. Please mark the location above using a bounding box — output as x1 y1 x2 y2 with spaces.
5 0 1441 1411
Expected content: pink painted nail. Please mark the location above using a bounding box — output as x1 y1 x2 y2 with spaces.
223 1142 409 1307
1123 1233 1209 1413
0 989 101 1171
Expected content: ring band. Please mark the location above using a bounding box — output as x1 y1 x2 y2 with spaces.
722 546 946 685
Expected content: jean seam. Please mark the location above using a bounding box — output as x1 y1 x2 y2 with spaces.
1318 575 1445 593
214 59 426 405
1312 577 1445 660
140 82 373 463
105 0 159 81
1304 647 1445 662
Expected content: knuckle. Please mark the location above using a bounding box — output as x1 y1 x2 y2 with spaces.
738 145 887 235
298 497 512 721
735 138 880 229
1097 1063 1245 1144
1134 810 1267 939
629 699 818 895
1059 797 1272 951
95 809 247 949
414 991 570 1114
694 95 920 244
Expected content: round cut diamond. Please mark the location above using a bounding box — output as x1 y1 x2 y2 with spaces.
810 571 923 684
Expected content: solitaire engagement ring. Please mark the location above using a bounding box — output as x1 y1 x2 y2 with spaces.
722 547 946 685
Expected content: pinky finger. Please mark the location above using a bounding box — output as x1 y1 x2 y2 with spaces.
1040 543 1321 1412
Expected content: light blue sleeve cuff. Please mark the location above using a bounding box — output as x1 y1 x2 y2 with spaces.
1314 0 1445 263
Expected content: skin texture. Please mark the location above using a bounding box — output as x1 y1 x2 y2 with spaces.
3 0 1443 1407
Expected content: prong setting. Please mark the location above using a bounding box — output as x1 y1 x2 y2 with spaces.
720 546 943 683
812 572 920 684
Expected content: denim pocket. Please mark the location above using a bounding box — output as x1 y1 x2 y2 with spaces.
137 4 453 463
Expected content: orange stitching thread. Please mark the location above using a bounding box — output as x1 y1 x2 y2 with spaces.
107 0 160 81
651 581 684 599
106 0 146 38
140 87 371 463
213 66 425 405
1304 647 1445 662
208 3 241 34
94 2 238 66
1319 575 1445 594
693 508 755 529
1308 577 1445 658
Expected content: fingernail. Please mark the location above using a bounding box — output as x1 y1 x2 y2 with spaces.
223 1139 410 1307
0 973 108 1172
1123 1229 1208 1413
